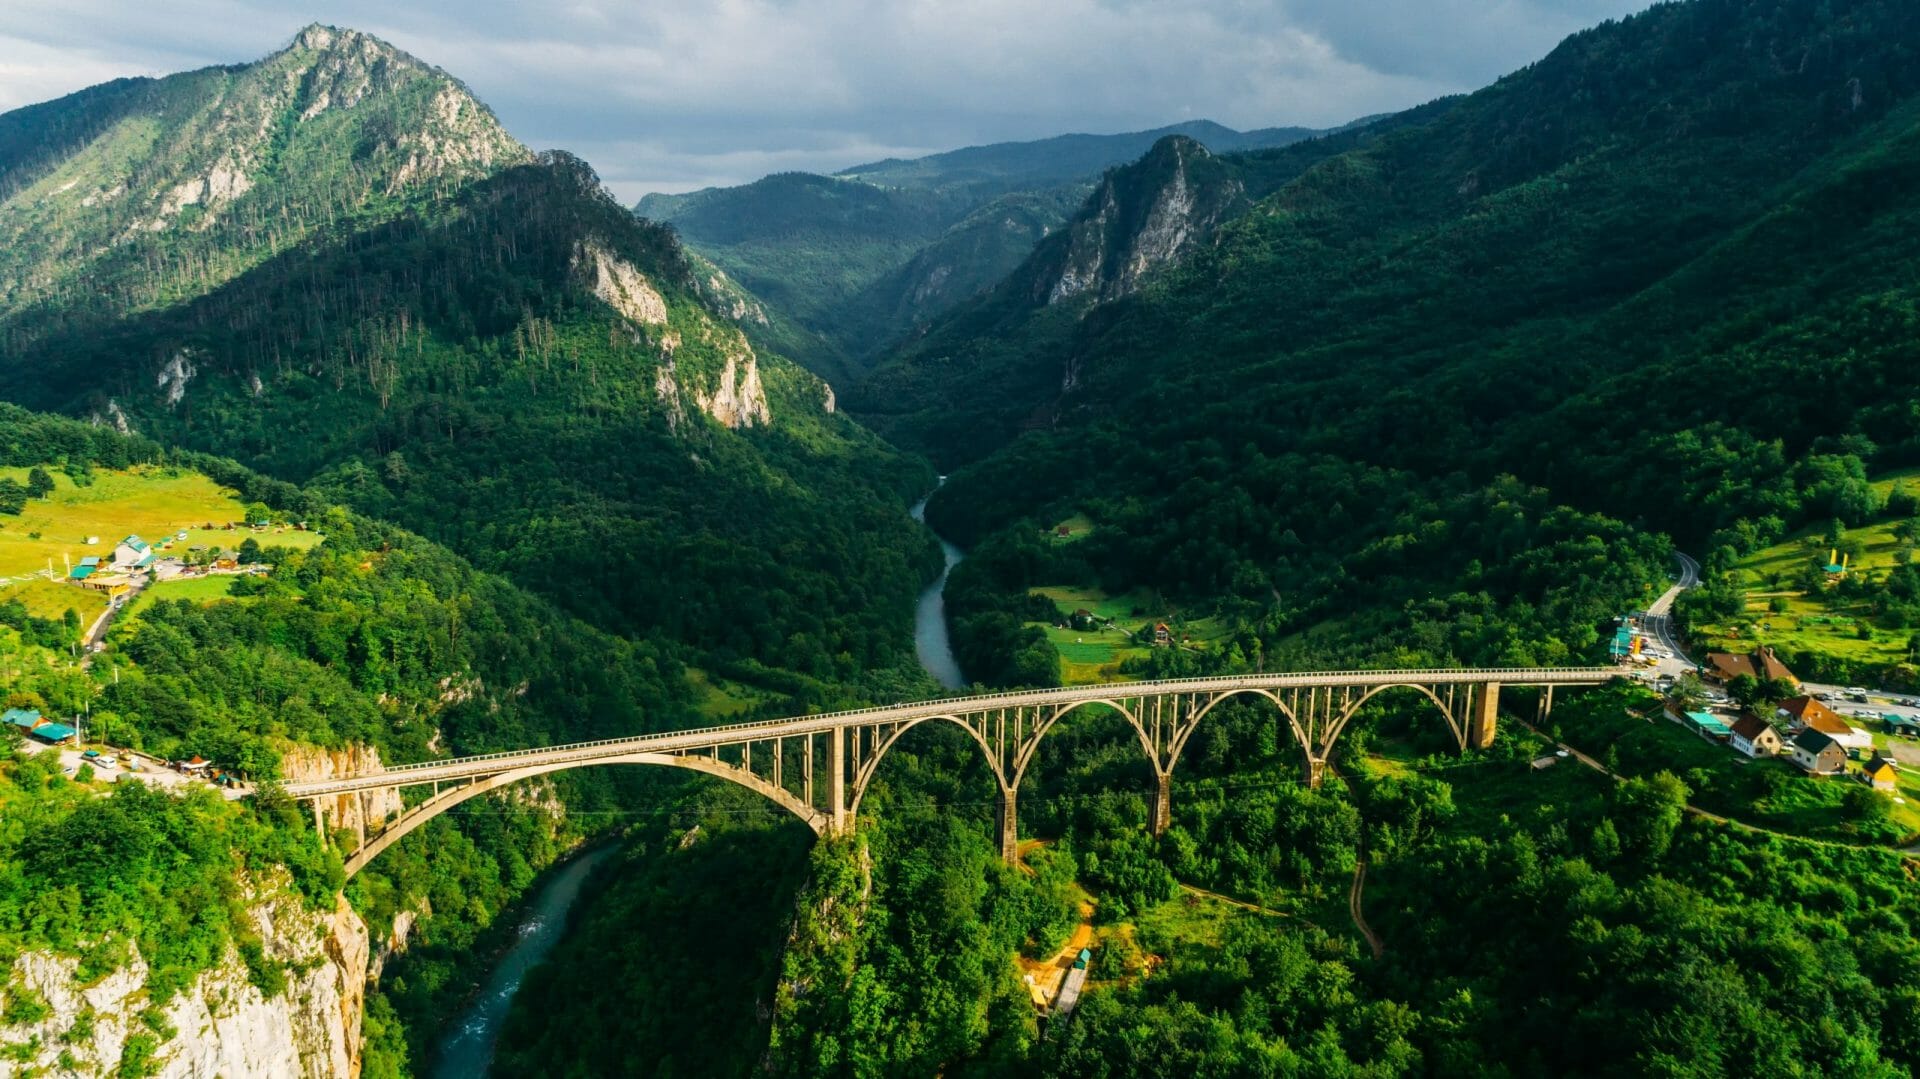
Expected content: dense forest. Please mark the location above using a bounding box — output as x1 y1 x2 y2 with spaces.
12 1 1920 1076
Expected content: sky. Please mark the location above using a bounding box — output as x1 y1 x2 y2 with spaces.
1 0 1654 203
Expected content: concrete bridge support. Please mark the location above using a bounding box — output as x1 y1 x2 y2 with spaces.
1305 756 1328 789
1469 682 1501 749
996 787 1019 863
830 725 848 835
1149 771 1173 836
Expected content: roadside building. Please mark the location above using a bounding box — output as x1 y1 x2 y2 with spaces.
1779 696 1844 729
1863 755 1899 793
112 535 152 570
1886 714 1920 737
68 563 96 580
1054 949 1093 1017
1729 714 1782 758
1789 729 1847 774
1780 697 1874 754
1705 646 1797 688
1683 710 1733 743
27 722 76 745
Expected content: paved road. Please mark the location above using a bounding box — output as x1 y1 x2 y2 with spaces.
285 666 1619 799
1638 551 1701 676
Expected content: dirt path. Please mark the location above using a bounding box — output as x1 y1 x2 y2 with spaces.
1019 899 1096 1006
1349 860 1384 959
1176 882 1288 917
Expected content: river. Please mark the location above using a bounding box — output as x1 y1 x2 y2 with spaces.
432 845 617 1077
438 493 962 1072
911 489 967 690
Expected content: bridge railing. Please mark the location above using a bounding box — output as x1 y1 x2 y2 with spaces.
339 666 1619 782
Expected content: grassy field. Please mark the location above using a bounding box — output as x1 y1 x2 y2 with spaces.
1543 688 1917 843
0 466 259 578
1028 585 1234 684
0 577 108 622
1693 469 1920 669
687 667 778 720
1046 513 1096 544
121 575 242 622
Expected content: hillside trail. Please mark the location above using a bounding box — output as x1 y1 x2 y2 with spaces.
1350 860 1384 959
1508 713 1918 861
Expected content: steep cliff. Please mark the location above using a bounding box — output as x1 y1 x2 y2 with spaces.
849 133 1309 461
1 877 368 1078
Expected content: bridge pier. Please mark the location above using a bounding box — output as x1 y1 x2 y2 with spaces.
1150 771 1172 837
1305 757 1327 789
996 787 1019 864
1468 682 1501 749
830 725 848 835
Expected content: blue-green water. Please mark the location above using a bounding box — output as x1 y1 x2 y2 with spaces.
433 846 616 1077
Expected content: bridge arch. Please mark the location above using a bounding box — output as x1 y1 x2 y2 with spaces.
1323 683 1465 754
340 752 827 879
1166 688 1311 773
1008 697 1148 788
847 714 1007 820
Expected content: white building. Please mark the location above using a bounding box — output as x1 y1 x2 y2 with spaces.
112 535 155 571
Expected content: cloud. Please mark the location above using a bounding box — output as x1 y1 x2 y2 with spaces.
0 0 1654 201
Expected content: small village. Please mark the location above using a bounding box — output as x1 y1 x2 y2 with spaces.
2 509 316 798
1617 613 1916 799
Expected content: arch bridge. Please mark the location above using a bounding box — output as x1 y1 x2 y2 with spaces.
282 667 1614 878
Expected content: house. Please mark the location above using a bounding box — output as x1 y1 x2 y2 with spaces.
3 707 43 731
1886 714 1920 737
1705 645 1797 687
1071 608 1096 631
1729 714 1783 758
1684 710 1733 742
1778 695 1843 729
78 556 100 568
28 722 75 745
68 564 96 580
1789 729 1848 774
1153 623 1171 646
1779 697 1874 753
112 535 153 570
1863 755 1900 793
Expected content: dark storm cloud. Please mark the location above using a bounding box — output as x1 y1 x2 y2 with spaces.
0 0 1652 201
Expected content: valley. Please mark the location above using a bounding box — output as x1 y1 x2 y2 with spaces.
7 2 1920 1076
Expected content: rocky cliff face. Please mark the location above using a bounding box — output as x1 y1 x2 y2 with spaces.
280 741 404 839
1033 135 1244 307
0 877 368 1078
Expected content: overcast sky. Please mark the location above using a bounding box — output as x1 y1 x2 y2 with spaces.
2 0 1653 203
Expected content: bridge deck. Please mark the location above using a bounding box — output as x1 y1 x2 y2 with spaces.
283 667 1615 799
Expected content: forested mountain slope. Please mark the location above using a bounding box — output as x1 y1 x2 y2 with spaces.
0 35 935 687
0 407 741 1073
634 121 1335 380
869 0 1920 668
0 24 525 343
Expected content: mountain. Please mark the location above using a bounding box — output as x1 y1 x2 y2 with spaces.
0 28 935 686
633 120 1338 381
832 119 1327 192
848 126 1390 453
0 29 940 1071
0 25 526 342
862 0 1920 667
